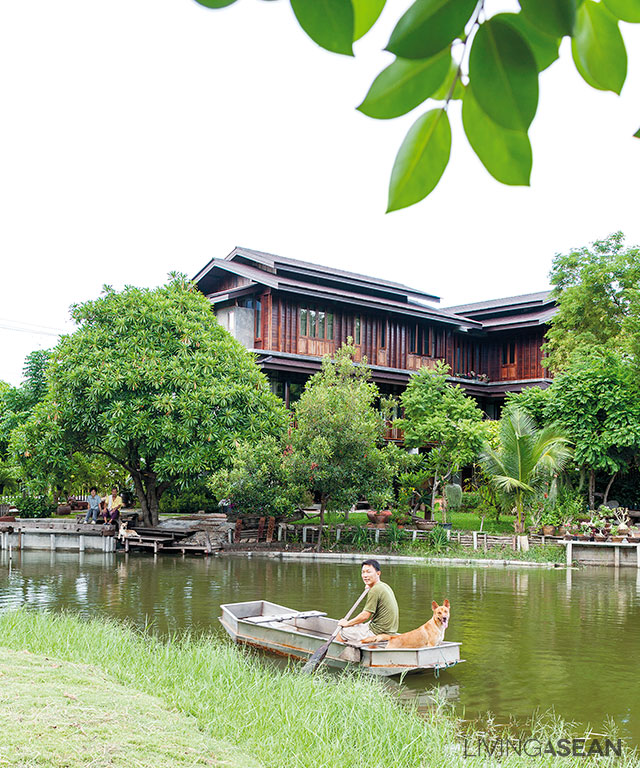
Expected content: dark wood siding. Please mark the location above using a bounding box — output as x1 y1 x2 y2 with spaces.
262 291 547 383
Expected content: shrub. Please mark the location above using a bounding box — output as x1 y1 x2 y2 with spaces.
208 437 302 519
444 483 462 511
158 483 219 515
461 490 481 511
14 495 55 518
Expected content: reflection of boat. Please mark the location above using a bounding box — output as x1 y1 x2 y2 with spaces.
219 600 464 678
391 682 461 707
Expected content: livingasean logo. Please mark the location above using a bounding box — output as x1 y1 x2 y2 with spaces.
462 736 624 759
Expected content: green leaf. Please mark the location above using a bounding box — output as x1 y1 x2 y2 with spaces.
634 127 640 138
432 58 465 100
572 1 627 93
519 0 576 37
469 19 539 132
386 0 477 60
603 0 640 22
357 51 450 119
290 0 354 56
462 86 532 186
352 0 386 40
495 12 560 72
194 0 238 6
571 41 605 89
387 108 451 212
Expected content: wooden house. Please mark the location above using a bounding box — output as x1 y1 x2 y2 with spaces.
194 247 554 418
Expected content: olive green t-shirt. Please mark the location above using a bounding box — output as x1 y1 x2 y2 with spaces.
364 581 399 635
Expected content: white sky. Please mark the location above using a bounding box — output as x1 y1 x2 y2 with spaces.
0 0 639 386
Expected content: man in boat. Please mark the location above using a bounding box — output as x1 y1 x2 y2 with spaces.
336 559 399 644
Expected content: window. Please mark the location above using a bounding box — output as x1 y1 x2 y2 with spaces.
355 316 361 345
236 296 262 339
299 307 334 340
409 323 432 355
409 324 417 354
379 320 386 349
254 298 262 339
502 341 516 365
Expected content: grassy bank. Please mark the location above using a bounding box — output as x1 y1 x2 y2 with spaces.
322 540 566 564
0 646 254 767
0 611 633 768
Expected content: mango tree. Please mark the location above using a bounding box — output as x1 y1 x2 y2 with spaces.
17 277 286 526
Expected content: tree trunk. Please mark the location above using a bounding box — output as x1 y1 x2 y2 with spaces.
515 493 525 534
603 471 617 505
316 497 326 552
431 470 439 513
131 469 162 527
588 470 596 510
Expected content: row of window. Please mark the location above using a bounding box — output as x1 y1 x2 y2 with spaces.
245 301 519 369
300 308 335 340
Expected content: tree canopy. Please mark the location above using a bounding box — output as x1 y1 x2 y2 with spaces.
17 277 286 525
288 342 393 550
543 232 640 373
197 0 640 209
397 361 488 510
545 348 640 507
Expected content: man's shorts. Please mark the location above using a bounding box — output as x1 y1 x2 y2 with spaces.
338 622 371 644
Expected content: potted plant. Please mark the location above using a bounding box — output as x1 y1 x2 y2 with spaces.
628 527 640 543
578 521 593 541
390 508 410 528
610 525 626 543
540 507 561 536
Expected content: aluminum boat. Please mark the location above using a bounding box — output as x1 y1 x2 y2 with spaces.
219 599 463 677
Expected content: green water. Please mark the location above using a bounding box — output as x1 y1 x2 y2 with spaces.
1 550 639 745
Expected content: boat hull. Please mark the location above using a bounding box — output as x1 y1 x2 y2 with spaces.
219 600 463 677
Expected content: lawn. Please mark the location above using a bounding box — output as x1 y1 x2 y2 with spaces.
291 510 517 534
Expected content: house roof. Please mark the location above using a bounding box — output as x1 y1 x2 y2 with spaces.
195 247 481 330
194 246 440 303
445 291 554 317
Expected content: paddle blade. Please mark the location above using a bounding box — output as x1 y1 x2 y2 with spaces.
300 637 334 674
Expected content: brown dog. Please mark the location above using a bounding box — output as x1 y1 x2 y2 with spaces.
362 599 450 648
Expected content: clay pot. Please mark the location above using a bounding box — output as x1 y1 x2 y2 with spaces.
366 510 392 525
541 524 556 536
416 520 435 531
57 505 72 515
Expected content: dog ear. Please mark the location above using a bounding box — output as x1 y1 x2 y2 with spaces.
431 600 438 610
444 599 450 608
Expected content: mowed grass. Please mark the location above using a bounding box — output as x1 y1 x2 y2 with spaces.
291 511 517 534
0 610 635 768
0 645 255 768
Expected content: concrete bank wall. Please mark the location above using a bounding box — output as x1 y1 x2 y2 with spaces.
0 529 115 553
225 550 562 569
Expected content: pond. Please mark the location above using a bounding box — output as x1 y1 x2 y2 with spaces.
1 550 639 746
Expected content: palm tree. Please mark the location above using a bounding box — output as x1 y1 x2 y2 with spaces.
480 408 572 534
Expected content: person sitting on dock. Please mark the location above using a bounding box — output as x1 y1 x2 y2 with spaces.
84 487 102 524
336 559 399 644
102 487 123 526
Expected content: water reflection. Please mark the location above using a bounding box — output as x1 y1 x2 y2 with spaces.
0 551 639 745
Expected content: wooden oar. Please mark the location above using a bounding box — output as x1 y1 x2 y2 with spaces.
300 587 369 675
